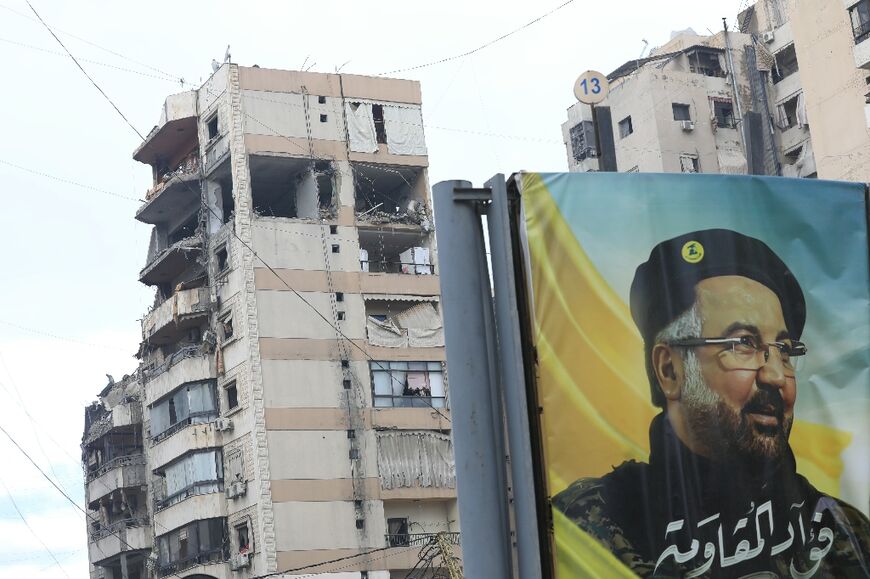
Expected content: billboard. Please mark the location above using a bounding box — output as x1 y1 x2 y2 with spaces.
519 173 870 577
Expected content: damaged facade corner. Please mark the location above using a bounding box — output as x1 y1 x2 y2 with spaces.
83 63 459 579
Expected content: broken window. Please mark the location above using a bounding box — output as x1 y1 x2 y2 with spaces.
850 0 870 44
687 48 725 77
712 99 736 129
569 120 597 162
772 44 799 84
352 163 427 225
150 380 218 441
372 104 387 144
776 93 807 129
219 312 234 341
236 522 251 554
215 245 228 274
618 116 633 139
672 103 691 121
679 153 700 173
225 448 245 482
370 361 446 408
155 449 223 510
249 155 335 219
207 115 219 141
225 380 239 411
387 518 410 547
359 229 432 274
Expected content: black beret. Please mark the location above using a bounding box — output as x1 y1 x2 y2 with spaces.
629 228 806 346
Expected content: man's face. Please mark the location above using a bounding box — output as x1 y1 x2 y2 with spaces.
680 276 796 463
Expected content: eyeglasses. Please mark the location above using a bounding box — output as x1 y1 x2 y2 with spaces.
666 335 807 376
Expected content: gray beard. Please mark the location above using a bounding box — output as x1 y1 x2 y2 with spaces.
680 350 793 465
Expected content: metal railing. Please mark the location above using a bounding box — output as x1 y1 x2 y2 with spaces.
150 411 219 444
156 547 228 577
89 516 150 542
154 480 224 511
385 532 460 548
86 453 145 481
373 395 447 409
361 260 435 275
854 18 870 44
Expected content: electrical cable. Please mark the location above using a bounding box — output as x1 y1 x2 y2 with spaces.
26 1 145 140
0 477 71 578
379 0 576 75
0 158 144 203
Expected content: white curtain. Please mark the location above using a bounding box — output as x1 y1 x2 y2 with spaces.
345 102 378 153
796 92 808 128
383 106 427 156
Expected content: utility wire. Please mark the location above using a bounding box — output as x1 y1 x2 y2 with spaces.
379 0 576 75
0 477 71 578
0 159 144 203
26 1 146 140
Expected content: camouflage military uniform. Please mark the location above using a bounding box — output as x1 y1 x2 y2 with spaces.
553 415 870 578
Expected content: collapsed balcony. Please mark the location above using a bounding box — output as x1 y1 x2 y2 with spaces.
359 228 433 275
352 163 430 227
140 207 204 288
249 155 337 219
142 283 210 346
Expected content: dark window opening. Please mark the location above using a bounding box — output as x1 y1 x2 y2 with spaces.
712 99 736 129
336 292 344 302
337 311 345 321
772 44 799 84
330 225 338 234
569 120 597 162
156 518 228 576
672 103 691 121
618 116 633 139
250 156 335 219
349 448 360 459
351 163 426 225
387 518 410 547
226 381 239 410
372 104 387 144
236 524 250 553
850 0 870 44
779 95 800 128
320 114 328 123
318 95 327 104
207 116 219 141
332 244 340 253
347 429 356 439
341 360 349 368
216 246 228 273
784 146 802 165
687 48 725 77
168 214 198 245
343 379 352 390
356 519 365 530
220 315 234 340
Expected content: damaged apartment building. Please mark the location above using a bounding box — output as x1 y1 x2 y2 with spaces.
564 0 870 181
81 63 460 579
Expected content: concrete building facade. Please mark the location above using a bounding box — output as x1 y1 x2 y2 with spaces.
564 1 870 181
82 64 460 579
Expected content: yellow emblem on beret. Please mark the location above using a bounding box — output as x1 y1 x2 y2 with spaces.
681 240 704 264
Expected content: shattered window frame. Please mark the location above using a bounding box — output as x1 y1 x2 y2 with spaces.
850 0 870 44
369 361 446 409
618 116 634 139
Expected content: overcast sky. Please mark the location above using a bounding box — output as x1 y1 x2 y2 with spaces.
0 1 750 576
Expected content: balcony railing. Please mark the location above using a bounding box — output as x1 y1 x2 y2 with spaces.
86 453 145 482
373 395 447 409
154 480 224 511
854 18 870 44
89 516 150 542
150 410 219 444
361 260 435 275
385 532 460 548
145 156 200 201
157 547 228 577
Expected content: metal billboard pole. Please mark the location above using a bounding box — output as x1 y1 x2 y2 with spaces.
433 178 543 579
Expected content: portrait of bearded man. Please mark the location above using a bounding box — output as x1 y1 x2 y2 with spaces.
552 228 870 578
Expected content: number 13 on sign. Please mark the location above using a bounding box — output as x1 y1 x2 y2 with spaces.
573 70 609 105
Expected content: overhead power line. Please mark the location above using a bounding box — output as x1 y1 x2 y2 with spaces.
379 0 577 75
26 1 146 140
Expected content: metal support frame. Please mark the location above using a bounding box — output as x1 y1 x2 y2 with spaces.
433 178 543 579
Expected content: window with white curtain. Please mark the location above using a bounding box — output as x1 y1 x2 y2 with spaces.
158 449 223 510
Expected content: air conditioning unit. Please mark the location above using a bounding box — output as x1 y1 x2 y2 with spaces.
680 120 695 131
214 417 233 432
225 480 247 499
762 31 775 43
229 552 251 571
